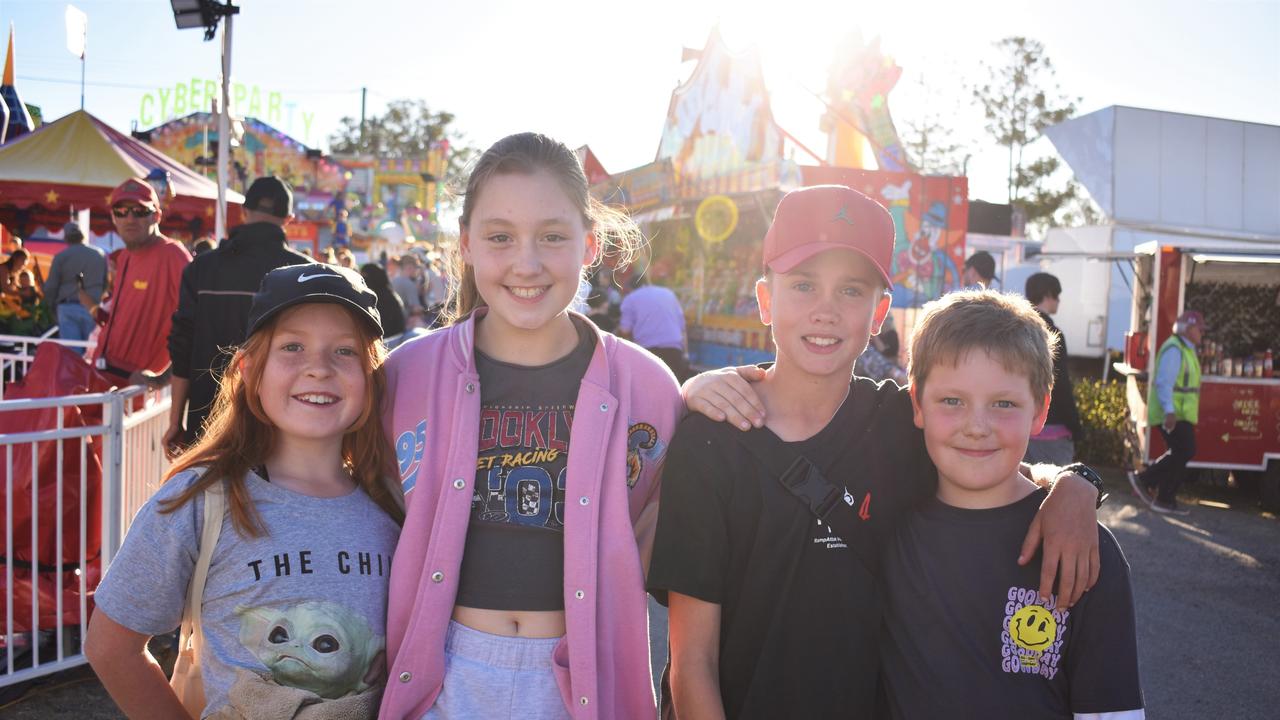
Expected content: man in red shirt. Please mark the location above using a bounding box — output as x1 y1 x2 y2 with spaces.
88 178 191 385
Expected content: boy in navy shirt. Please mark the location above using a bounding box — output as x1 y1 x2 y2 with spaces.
880 290 1145 719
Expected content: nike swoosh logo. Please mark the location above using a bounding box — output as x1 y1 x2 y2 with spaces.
297 273 339 283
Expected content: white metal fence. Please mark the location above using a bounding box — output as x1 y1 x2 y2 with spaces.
0 384 170 687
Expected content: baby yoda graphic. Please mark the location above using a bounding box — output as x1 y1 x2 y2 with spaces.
238 600 385 699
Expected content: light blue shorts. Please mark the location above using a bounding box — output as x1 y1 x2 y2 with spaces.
424 621 571 720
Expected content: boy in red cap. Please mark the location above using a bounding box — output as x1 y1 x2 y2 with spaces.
648 186 1104 718
88 178 191 384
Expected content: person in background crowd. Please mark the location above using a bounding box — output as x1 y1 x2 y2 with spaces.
877 310 900 359
391 254 425 326
43 221 107 353
14 269 40 306
857 312 906 384
88 178 191 386
619 270 692 382
336 247 359 270
857 340 907 384
961 250 998 289
586 292 616 333
191 238 215 256
422 251 449 310
1 247 31 294
165 176 310 452
1128 310 1205 515
1024 272 1082 465
334 207 351 245
360 262 407 338
322 247 338 264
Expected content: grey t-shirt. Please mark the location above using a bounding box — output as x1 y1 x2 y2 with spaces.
94 468 400 718
43 242 108 305
390 275 423 314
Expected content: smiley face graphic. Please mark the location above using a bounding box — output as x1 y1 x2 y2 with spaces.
1009 605 1057 652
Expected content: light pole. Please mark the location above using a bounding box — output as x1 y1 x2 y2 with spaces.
168 1 239 240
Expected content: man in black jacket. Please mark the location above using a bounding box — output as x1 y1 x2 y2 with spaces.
164 177 310 452
1024 272 1083 464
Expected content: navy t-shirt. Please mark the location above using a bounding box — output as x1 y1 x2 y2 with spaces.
879 488 1144 719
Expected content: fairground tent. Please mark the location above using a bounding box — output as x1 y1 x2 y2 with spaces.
0 109 242 238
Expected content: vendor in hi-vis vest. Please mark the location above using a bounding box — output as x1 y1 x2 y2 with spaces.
1128 310 1204 515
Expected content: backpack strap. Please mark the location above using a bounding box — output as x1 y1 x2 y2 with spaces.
181 483 225 651
732 382 890 572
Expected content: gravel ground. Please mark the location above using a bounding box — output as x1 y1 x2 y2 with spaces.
1100 472 1280 719
2 469 1274 719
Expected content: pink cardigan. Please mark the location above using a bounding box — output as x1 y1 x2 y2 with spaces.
378 310 682 719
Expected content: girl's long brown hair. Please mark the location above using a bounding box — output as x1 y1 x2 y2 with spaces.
441 132 645 326
159 305 405 536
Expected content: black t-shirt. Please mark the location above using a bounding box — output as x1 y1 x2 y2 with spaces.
1039 311 1082 437
879 488 1144 719
647 376 934 719
454 317 596 611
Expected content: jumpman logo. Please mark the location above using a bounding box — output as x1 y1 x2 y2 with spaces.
832 206 856 225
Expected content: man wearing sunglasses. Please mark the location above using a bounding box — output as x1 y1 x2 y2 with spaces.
86 178 191 386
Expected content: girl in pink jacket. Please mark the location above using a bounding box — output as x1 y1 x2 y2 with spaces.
379 133 683 720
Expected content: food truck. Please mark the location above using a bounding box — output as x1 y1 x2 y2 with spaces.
1115 239 1280 510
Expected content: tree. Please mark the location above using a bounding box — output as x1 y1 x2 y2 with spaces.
328 99 476 190
1055 180 1106 227
903 114 966 176
972 37 1079 228
901 74 969 176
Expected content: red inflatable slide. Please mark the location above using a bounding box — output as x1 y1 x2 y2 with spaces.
0 343 117 636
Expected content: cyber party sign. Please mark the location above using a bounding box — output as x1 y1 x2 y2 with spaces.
137 78 317 144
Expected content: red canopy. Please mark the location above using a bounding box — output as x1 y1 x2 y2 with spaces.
0 109 242 238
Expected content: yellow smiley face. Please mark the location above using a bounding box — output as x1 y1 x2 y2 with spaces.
1010 605 1057 651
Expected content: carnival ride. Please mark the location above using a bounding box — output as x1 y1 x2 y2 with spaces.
593 27 967 368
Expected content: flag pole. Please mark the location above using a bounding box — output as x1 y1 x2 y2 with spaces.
215 12 232 241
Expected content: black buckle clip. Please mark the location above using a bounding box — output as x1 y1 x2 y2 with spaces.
778 456 848 522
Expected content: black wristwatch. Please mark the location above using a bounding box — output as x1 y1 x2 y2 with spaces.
1060 463 1108 509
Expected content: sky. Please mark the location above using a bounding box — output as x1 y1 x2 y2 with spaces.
4 0 1279 203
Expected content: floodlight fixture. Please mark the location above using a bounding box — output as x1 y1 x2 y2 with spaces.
169 0 241 240
169 0 239 41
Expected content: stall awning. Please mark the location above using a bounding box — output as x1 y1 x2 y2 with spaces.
0 109 242 235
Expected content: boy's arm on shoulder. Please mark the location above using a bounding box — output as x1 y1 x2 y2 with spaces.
681 365 766 431
1064 526 1145 718
1020 465 1102 608
667 592 728 720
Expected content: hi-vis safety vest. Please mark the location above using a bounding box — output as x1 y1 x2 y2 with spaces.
1147 335 1201 425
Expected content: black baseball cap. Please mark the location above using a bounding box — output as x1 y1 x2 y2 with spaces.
243 176 294 218
246 263 382 338
964 250 999 281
